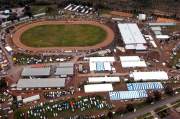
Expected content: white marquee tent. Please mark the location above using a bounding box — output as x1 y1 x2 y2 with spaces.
88 77 120 83
84 84 113 93
130 71 168 81
120 56 147 68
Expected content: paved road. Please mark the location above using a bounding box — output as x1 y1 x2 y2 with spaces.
116 93 180 119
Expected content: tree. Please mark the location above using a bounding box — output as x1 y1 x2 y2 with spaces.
153 90 162 101
8 13 18 22
45 6 56 15
116 107 126 114
0 79 7 89
126 104 134 112
165 85 174 96
107 111 113 119
24 5 32 17
146 95 154 103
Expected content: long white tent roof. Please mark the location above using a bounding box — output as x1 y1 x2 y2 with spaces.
23 95 40 103
118 23 146 44
120 56 140 62
17 78 65 88
121 61 147 68
84 84 113 93
120 56 147 68
89 57 115 62
130 71 168 81
156 35 170 39
151 27 161 31
88 77 120 83
149 22 176 26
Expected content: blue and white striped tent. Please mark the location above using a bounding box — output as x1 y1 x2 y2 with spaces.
96 62 104 71
109 90 148 100
127 82 163 91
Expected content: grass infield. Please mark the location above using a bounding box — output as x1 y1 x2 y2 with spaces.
20 24 107 47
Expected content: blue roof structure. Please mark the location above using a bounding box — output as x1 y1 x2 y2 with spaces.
96 62 104 71
109 90 148 100
127 82 163 91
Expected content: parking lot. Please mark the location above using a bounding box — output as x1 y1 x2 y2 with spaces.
14 95 113 119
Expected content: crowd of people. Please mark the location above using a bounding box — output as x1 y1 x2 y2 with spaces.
0 30 10 75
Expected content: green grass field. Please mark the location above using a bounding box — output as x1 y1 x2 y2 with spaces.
21 24 107 47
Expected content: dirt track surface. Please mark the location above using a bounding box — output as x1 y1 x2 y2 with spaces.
12 20 115 52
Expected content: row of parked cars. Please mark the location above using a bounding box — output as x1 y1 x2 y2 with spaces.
0 48 9 75
16 96 112 119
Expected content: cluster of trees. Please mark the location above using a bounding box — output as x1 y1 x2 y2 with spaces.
146 85 174 104
0 0 35 9
0 78 7 89
146 91 162 104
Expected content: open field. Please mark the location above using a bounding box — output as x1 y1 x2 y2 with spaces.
12 20 114 52
21 24 107 47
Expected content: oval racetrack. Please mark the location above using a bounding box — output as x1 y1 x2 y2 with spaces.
12 20 115 52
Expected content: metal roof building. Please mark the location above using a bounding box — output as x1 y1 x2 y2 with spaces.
21 67 50 77
55 67 74 75
58 62 74 67
17 78 65 88
55 62 74 76
118 23 147 50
